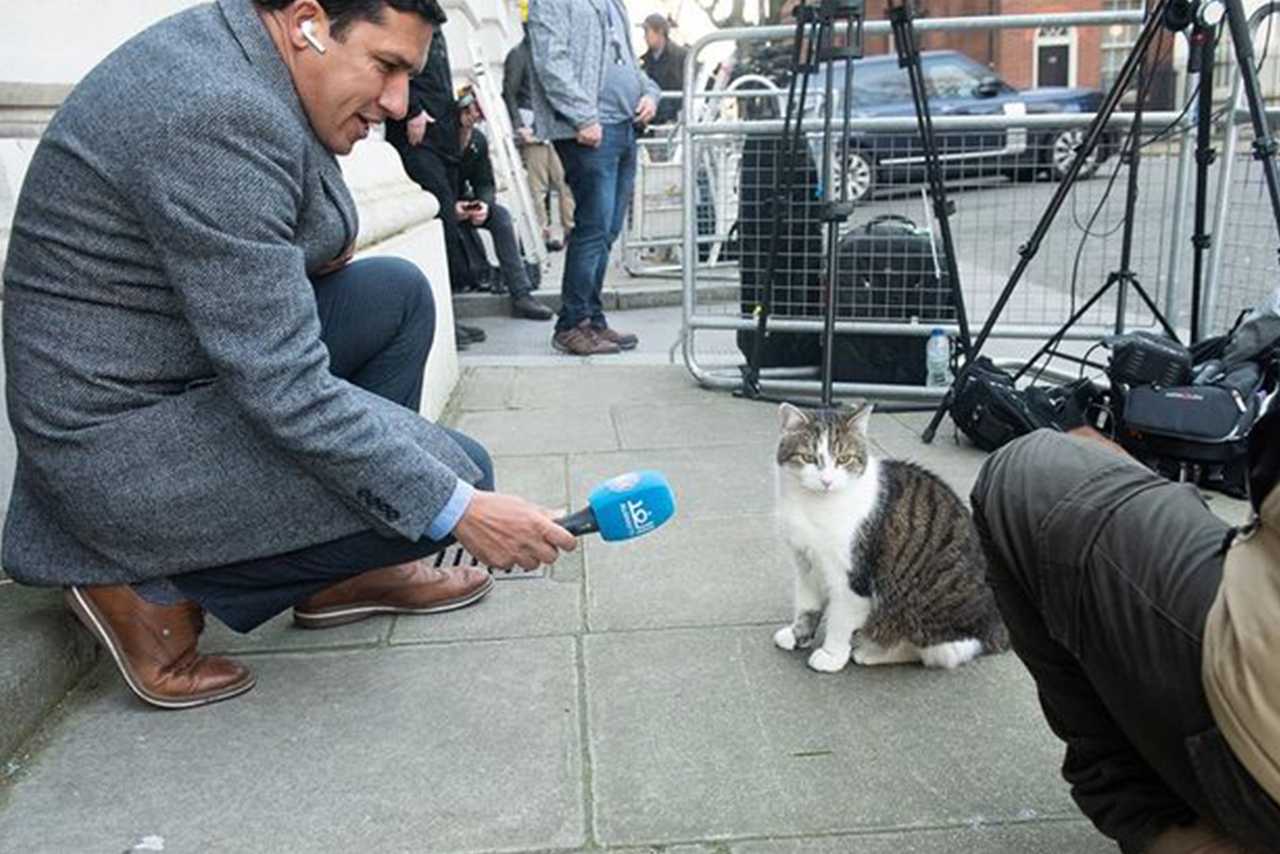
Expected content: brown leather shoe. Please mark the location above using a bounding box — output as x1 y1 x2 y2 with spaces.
292 560 494 629
592 325 638 350
65 585 255 710
552 320 621 356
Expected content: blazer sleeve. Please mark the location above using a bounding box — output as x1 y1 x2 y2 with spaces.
528 0 598 130
127 92 476 541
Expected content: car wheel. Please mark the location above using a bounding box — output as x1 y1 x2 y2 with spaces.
833 148 875 204
1050 128 1100 181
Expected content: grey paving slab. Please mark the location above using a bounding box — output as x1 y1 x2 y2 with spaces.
203 609 388 656
454 365 518 411
614 398 782 450
569 442 778 521
585 626 1077 846
731 821 1112 853
507 365 710 410
493 453 571 512
0 584 98 765
586 514 791 632
453 405 620 456
390 576 582 644
0 640 585 854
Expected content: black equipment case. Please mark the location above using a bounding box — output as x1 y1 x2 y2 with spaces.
829 215 956 385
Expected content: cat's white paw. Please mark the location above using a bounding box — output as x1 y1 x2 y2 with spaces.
774 625 798 651
921 639 983 670
807 646 850 673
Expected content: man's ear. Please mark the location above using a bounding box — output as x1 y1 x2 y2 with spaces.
282 0 332 55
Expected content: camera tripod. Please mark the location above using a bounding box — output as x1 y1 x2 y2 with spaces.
738 0 973 408
921 0 1280 442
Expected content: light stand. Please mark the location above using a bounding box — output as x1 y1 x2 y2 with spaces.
921 0 1280 442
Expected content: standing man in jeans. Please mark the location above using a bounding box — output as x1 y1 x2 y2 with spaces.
971 419 1280 854
528 0 658 356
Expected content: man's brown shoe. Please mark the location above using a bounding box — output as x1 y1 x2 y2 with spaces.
292 560 494 629
65 585 255 710
592 325 638 350
552 320 620 356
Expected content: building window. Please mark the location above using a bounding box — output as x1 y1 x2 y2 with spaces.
1101 0 1143 93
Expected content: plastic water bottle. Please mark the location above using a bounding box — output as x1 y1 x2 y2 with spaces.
925 328 951 387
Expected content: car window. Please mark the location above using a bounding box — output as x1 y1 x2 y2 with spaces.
925 58 985 99
849 62 910 108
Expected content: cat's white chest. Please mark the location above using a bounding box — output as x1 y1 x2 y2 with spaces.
777 459 880 577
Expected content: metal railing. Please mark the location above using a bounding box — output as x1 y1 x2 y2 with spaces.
668 8 1243 401
1206 2 1280 333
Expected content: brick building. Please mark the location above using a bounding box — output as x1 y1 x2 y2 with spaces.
859 0 1168 101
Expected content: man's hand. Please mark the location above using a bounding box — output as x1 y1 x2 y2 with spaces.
467 201 489 225
407 110 434 146
453 491 577 571
634 96 657 126
517 126 536 145
576 122 603 148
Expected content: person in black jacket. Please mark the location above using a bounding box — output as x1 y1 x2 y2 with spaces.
454 87 553 321
384 20 492 346
640 14 687 127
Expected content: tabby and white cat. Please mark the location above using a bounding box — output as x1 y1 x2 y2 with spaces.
772 402 1008 673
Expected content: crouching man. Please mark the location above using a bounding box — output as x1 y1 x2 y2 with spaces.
971 417 1280 853
1 0 575 709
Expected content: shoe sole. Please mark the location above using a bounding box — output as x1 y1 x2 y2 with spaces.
65 587 256 710
292 574 495 630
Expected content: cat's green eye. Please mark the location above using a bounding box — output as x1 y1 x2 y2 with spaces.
797 454 816 465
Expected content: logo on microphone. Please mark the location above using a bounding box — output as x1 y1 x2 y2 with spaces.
621 498 655 535
606 472 641 493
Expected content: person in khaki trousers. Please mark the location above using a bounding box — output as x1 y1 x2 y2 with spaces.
503 0 574 251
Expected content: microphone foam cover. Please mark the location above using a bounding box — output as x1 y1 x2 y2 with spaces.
587 470 676 542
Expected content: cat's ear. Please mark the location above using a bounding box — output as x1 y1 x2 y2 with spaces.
845 402 875 437
778 403 810 432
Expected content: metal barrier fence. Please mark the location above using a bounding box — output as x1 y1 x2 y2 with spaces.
664 9 1280 401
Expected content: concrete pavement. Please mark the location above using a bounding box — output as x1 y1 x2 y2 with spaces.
1 361 1218 853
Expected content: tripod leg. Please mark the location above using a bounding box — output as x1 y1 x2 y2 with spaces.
1189 24 1217 344
744 5 818 397
1222 0 1280 271
889 1 975 368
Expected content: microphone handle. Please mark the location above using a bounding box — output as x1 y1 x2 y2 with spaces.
554 506 599 537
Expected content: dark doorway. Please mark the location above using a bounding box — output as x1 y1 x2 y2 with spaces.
1038 44 1070 88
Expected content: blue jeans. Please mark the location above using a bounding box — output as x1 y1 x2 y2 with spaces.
553 122 637 332
168 258 493 632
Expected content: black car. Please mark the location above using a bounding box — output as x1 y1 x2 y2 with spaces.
800 50 1114 202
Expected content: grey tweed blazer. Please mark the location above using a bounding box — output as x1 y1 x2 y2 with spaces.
1 0 481 586
527 0 659 140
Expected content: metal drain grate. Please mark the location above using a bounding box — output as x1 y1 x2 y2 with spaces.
430 544 547 579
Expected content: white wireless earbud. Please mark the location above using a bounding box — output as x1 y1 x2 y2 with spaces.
300 20 327 55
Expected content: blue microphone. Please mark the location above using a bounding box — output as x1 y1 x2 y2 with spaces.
555 470 676 541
